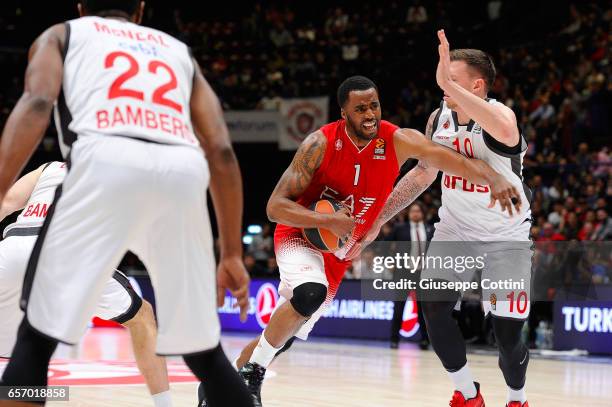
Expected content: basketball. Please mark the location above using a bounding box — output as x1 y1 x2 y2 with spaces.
302 198 346 252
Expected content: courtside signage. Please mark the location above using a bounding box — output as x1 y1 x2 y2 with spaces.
218 279 421 340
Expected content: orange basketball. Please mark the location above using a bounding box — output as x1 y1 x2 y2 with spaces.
302 199 346 252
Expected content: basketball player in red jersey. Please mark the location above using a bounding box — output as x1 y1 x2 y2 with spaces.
198 76 521 407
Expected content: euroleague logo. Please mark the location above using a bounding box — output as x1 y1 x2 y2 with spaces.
255 283 278 329
400 291 420 338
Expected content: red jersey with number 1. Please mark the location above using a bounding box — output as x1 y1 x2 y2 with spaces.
275 119 400 282
55 16 198 157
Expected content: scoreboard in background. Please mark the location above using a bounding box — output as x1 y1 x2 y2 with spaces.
218 279 421 341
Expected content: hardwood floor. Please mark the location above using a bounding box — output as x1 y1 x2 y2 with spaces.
1 328 610 406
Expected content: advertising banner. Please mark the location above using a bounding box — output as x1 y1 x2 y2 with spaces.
225 111 279 143
218 279 421 341
278 97 329 150
553 286 612 354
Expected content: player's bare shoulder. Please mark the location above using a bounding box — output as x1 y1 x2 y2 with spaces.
294 130 327 172
30 24 66 57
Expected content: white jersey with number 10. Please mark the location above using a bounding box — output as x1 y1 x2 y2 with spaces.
54 16 197 156
430 99 532 241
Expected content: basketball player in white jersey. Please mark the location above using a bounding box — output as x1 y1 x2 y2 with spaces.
0 2 253 406
0 162 175 407
367 31 532 407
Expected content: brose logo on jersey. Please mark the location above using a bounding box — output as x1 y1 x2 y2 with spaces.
443 174 489 193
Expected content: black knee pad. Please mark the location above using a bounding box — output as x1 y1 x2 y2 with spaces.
421 299 467 372
492 317 529 389
421 299 458 321
290 282 327 318
2 318 58 392
493 317 525 354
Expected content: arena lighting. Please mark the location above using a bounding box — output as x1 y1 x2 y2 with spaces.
242 235 254 245
247 224 263 234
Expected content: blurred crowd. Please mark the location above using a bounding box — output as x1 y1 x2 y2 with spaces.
0 1 609 284
176 0 611 275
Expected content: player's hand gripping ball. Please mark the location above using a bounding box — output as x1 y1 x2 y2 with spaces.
303 198 352 252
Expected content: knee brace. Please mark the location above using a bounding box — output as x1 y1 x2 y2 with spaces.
421 299 467 371
492 317 529 389
290 282 327 318
2 318 58 390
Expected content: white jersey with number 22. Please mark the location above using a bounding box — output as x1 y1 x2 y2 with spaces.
55 16 197 155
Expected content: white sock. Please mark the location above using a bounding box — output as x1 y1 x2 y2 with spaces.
249 332 282 368
152 390 173 407
508 386 527 404
448 364 477 399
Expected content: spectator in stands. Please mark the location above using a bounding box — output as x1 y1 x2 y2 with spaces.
593 209 611 241
266 257 280 278
257 89 282 111
269 22 293 48
244 253 268 277
487 0 503 22
389 202 433 350
560 212 580 240
538 222 566 242
406 0 428 25
248 223 274 267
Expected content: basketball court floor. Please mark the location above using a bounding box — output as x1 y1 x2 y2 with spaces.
1 327 611 406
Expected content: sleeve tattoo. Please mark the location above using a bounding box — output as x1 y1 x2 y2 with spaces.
377 168 433 225
276 133 326 199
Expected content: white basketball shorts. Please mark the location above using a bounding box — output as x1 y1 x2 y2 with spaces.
421 221 533 321
274 234 348 340
0 234 140 358
21 134 218 355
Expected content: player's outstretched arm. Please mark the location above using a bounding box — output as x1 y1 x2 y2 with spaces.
394 128 522 215
377 108 441 226
0 24 64 204
435 29 519 146
343 112 440 260
267 131 354 239
343 160 437 260
0 164 46 221
190 60 249 321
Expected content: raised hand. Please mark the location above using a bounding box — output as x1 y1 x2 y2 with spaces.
436 29 453 92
